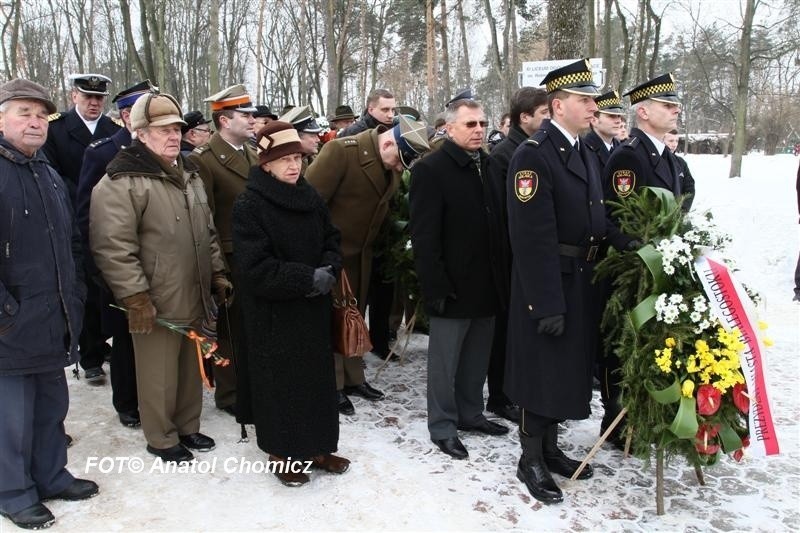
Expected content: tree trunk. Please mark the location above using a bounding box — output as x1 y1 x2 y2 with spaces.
729 0 757 178
118 0 148 80
456 0 472 89
440 0 451 103
208 0 220 94
588 0 596 57
547 0 587 59
483 0 504 81
614 0 631 92
603 0 612 87
255 0 267 102
646 0 662 78
425 0 436 117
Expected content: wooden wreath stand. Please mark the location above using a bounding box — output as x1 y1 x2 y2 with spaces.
571 408 705 516
374 302 421 379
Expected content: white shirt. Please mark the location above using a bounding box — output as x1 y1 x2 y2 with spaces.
75 109 100 135
550 119 579 148
643 130 667 156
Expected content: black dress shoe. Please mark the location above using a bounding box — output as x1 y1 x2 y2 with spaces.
344 382 385 401
65 434 73 448
84 367 106 384
337 391 355 415
179 433 215 452
432 436 469 459
118 410 141 428
147 444 194 463
487 403 521 423
42 479 99 501
457 418 509 436
0 502 55 530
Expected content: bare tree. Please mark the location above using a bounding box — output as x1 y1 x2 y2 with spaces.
547 0 587 58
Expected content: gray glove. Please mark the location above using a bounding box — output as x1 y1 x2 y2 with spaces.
537 314 565 336
307 266 336 297
625 239 643 251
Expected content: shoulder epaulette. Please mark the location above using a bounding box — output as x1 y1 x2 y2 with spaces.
48 112 63 122
525 129 548 146
342 138 358 146
622 137 639 149
88 137 112 150
192 144 210 155
111 117 124 128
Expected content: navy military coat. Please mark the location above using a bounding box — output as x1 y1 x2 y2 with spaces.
602 127 682 205
504 120 608 420
42 108 121 204
583 128 619 171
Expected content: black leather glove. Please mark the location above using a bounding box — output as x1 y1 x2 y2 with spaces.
625 239 643 251
537 314 565 336
429 293 456 315
307 266 336 297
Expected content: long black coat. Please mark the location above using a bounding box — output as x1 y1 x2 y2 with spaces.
583 128 619 171
409 139 505 318
504 121 608 420
232 167 342 459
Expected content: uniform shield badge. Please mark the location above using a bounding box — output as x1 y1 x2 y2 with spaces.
515 170 538 202
612 169 635 198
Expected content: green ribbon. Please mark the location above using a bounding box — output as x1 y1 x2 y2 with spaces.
668 396 699 439
645 380 699 440
642 187 678 216
645 379 681 404
636 244 666 292
718 422 744 453
631 294 658 330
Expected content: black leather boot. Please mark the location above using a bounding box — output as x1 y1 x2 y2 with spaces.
543 425 593 480
516 431 563 504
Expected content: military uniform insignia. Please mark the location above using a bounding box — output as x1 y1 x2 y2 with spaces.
515 170 538 202
47 112 62 122
612 169 635 197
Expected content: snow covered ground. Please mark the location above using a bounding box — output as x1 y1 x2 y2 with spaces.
16 154 800 532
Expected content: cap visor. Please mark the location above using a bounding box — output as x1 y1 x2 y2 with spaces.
562 85 601 96
650 95 681 105
236 105 258 113
76 88 109 96
149 116 188 128
598 108 626 116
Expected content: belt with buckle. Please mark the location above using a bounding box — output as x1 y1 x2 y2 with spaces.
559 243 600 262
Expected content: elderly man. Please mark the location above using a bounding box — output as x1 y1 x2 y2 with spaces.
90 93 230 463
0 79 98 530
180 110 213 156
306 115 429 415
337 88 396 138
409 98 509 461
279 105 323 172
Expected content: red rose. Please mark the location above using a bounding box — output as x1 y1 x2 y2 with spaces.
732 383 750 414
695 424 720 455
697 384 722 416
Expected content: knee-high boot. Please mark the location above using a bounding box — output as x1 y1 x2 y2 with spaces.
517 430 563 504
542 424 594 480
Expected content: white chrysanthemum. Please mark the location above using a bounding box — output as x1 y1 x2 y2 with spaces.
693 296 708 313
669 294 683 305
690 311 702 322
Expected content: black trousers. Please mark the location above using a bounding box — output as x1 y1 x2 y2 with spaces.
520 409 558 437
794 251 800 298
368 254 395 353
0 370 74 514
487 305 512 407
78 280 109 370
110 326 138 414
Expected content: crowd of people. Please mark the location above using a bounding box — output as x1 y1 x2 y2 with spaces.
0 59 696 529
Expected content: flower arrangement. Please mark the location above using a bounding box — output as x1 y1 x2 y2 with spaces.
111 304 229 389
595 187 769 513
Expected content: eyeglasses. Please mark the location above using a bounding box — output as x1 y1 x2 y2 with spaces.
194 127 213 134
462 120 489 128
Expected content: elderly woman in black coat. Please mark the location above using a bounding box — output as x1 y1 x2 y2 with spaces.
232 121 348 486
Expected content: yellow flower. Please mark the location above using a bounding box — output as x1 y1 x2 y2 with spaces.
758 321 768 331
763 337 774 347
665 337 676 348
682 380 695 398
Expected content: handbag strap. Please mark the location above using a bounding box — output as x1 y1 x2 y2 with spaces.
339 269 355 300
